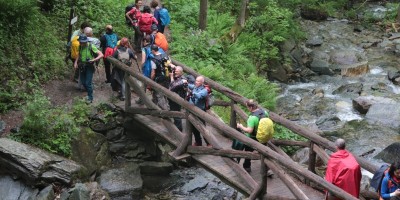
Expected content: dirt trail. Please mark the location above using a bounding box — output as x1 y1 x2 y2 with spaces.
0 53 143 136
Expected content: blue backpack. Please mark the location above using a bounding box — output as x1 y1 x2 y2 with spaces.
159 8 170 26
104 33 118 48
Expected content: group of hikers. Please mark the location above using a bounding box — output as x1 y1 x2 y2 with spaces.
66 1 400 199
68 0 170 103
323 138 400 200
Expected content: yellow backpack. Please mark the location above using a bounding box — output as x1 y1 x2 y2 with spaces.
256 117 274 144
70 35 80 60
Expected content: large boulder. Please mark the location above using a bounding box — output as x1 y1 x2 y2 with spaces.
71 128 111 175
366 103 400 129
352 96 396 114
374 142 400 163
309 59 335 75
0 175 39 199
0 138 84 186
332 82 363 97
97 164 143 199
340 61 369 77
139 162 173 176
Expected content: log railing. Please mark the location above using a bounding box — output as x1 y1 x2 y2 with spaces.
108 57 377 200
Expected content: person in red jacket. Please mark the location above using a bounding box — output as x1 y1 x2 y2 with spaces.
325 138 362 200
138 6 158 35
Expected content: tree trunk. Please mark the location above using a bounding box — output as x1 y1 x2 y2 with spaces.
397 4 400 23
199 0 208 30
238 0 249 28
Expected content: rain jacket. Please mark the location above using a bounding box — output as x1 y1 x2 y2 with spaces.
325 149 362 199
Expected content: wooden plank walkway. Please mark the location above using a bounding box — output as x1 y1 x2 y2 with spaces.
121 99 325 199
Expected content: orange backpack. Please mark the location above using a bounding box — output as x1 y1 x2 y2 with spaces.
154 32 168 51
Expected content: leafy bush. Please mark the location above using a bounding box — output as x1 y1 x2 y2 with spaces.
8 92 90 157
274 124 306 155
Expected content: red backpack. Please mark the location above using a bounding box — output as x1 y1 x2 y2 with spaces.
139 13 154 34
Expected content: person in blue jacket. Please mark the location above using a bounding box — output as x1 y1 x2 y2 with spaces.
188 76 209 146
381 161 400 200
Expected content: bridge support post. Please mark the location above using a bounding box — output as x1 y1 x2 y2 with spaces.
248 155 267 200
306 141 317 185
230 100 237 128
124 74 131 109
171 111 192 158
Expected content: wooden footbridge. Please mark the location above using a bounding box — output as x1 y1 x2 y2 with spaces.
108 57 380 200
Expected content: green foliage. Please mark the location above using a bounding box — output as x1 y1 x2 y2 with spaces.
0 0 132 114
274 124 306 155
169 0 278 110
242 1 303 71
8 91 90 157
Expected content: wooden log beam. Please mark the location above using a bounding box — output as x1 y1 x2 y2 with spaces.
248 155 267 200
186 146 260 160
309 141 316 174
230 100 237 129
126 107 186 118
264 159 311 200
271 139 309 147
172 58 378 173
221 157 258 193
126 77 157 109
213 99 231 107
110 57 359 199
124 74 131 109
232 104 247 121
267 142 291 160
188 114 223 150
171 111 192 158
360 190 379 200
313 144 329 164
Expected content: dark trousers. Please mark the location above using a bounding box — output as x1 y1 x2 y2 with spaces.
169 101 182 131
104 59 111 82
133 26 142 51
243 137 257 169
192 118 208 146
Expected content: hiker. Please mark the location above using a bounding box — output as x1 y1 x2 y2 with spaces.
150 0 164 33
112 37 135 101
84 27 101 49
380 161 400 200
149 45 169 110
100 25 119 84
71 22 91 41
237 99 271 175
69 22 91 83
74 35 104 103
187 76 209 146
325 138 361 200
138 6 158 36
150 24 168 52
168 65 188 131
125 0 143 52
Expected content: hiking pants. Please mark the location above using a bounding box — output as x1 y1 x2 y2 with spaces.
79 64 95 101
169 101 182 131
104 59 111 82
192 118 209 146
243 137 257 169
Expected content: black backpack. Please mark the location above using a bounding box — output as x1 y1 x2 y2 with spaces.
152 54 169 83
370 163 390 192
125 4 135 26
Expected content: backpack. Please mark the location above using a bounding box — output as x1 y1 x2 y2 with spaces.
125 4 134 25
154 33 168 51
104 33 118 48
104 33 118 58
152 53 170 82
139 13 154 34
252 109 274 143
117 48 131 66
70 35 80 60
371 164 390 192
159 8 170 26
204 84 214 110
